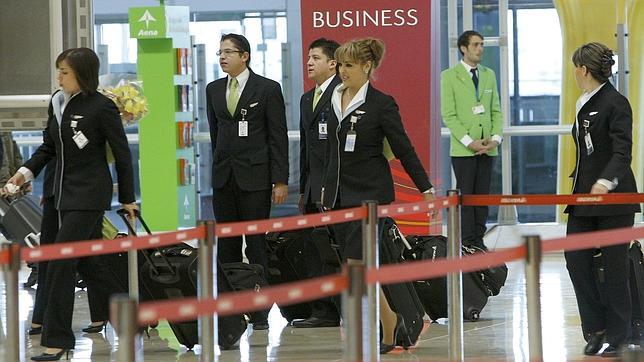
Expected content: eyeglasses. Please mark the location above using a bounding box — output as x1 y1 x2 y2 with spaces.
216 49 244 57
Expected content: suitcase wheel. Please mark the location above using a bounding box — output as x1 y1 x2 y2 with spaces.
468 310 480 321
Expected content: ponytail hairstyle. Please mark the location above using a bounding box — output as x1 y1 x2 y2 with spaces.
334 37 385 78
572 42 615 83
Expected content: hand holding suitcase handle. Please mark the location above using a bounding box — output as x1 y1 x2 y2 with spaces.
116 208 176 276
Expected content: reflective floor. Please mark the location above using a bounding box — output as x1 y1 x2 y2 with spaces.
1 224 642 361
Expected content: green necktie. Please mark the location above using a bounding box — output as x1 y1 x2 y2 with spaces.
312 87 323 110
227 77 239 115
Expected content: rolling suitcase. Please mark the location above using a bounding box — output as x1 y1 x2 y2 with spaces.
266 229 313 321
0 195 42 248
402 234 494 321
628 241 644 345
379 218 425 346
117 211 247 350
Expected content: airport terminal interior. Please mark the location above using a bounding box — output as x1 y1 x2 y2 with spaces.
1 0 644 361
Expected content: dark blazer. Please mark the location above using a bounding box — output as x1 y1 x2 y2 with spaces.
24 90 135 210
322 84 432 209
299 75 341 206
206 70 289 191
564 82 640 216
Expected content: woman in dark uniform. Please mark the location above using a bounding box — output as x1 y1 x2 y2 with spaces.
563 42 640 358
3 47 137 361
321 38 434 354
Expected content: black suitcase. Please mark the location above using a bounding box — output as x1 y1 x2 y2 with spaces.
379 218 425 346
266 229 314 321
401 234 496 321
628 241 644 345
221 262 270 326
0 195 42 248
117 211 246 350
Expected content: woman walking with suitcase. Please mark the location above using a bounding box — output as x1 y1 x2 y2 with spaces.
321 38 435 354
2 47 137 361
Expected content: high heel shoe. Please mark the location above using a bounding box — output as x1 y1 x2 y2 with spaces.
380 313 411 354
82 321 107 333
30 349 70 361
28 325 43 335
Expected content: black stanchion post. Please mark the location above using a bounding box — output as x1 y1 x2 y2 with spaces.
110 294 138 362
1 243 21 361
198 220 215 361
446 189 464 360
524 235 543 361
343 261 365 361
361 200 379 360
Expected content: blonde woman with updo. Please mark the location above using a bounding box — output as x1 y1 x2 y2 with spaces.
320 37 435 354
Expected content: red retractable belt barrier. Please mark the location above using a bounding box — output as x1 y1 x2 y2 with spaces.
137 274 348 325
0 249 9 265
21 226 205 263
461 193 644 206
543 224 644 253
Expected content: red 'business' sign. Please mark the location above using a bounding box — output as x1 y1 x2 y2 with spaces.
300 0 435 233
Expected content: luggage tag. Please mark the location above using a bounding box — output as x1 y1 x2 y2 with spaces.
344 115 359 152
583 119 594 155
318 111 328 140
70 119 89 149
472 104 485 115
239 109 248 137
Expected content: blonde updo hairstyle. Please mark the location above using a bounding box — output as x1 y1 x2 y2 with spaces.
572 42 615 84
334 38 385 78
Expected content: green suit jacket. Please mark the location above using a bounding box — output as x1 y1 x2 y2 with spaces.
440 62 503 156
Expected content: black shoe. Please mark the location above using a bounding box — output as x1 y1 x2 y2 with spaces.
31 349 70 361
600 345 620 358
252 321 269 330
292 317 340 328
584 332 605 355
380 313 411 354
23 270 39 288
28 326 43 335
82 321 107 333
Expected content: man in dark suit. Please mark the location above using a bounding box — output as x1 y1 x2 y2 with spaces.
292 38 341 328
206 34 289 329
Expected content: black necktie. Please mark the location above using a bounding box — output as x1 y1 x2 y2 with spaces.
470 68 479 91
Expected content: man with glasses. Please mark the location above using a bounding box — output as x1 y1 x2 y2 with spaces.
441 30 503 250
206 33 288 330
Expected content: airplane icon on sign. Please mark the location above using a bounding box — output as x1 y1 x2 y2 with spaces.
138 10 156 28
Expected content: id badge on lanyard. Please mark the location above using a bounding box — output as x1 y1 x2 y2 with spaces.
344 115 358 152
238 109 248 137
582 120 593 155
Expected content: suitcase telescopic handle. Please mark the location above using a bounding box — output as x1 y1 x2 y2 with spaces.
116 209 177 276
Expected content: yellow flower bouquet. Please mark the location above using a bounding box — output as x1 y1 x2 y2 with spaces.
100 81 149 125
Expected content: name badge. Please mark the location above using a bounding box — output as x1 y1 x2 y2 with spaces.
344 131 356 152
318 122 328 140
73 131 89 149
584 133 594 155
472 104 485 115
238 121 248 137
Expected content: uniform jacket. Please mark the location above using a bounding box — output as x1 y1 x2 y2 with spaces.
299 75 341 206
322 84 432 209
206 70 289 191
564 82 640 216
441 63 502 156
24 90 135 210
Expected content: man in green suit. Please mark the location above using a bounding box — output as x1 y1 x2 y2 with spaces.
441 30 503 250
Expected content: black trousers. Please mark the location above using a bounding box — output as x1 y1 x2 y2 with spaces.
303 201 339 320
565 213 633 346
40 210 124 349
31 196 57 325
451 155 493 247
213 174 272 323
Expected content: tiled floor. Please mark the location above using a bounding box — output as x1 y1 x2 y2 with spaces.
1 224 642 361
